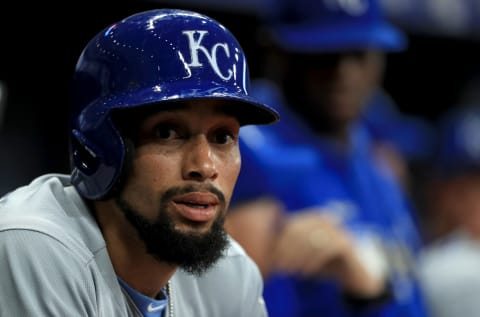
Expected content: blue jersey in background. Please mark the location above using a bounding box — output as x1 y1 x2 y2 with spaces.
232 80 430 317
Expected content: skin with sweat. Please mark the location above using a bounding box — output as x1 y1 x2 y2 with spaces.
94 100 241 298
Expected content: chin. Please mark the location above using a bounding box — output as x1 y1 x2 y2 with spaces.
175 220 215 234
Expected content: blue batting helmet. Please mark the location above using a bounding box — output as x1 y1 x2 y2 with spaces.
70 8 279 200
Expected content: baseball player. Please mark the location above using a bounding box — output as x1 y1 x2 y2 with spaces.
0 9 278 317
226 0 430 316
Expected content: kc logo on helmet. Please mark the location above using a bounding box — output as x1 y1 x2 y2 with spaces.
182 30 238 82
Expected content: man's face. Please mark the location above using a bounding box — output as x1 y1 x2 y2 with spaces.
287 50 385 128
116 100 241 275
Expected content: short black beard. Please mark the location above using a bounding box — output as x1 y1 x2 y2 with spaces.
115 186 229 276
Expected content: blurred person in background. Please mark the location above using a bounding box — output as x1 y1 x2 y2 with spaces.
360 87 435 192
225 0 431 316
418 105 480 317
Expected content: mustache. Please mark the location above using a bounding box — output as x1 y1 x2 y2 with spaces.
114 183 229 274
161 184 226 206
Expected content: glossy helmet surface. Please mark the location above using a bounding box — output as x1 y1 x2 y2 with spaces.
70 8 279 200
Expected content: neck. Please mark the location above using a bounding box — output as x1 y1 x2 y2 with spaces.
94 200 177 298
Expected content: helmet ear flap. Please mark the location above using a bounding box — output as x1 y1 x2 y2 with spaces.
71 129 100 176
70 128 134 201
104 137 135 199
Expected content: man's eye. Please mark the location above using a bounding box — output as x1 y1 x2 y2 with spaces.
154 125 178 139
214 131 235 145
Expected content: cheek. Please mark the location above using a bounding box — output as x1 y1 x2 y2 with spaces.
132 152 177 185
122 151 178 206
219 150 241 202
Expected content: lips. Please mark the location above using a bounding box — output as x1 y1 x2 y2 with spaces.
172 192 219 222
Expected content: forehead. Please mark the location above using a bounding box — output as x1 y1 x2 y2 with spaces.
113 99 239 128
144 99 239 119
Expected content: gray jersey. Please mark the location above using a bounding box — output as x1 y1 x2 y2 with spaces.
0 174 267 317
418 231 480 317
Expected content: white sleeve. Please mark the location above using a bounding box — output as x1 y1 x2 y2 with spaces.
0 229 99 317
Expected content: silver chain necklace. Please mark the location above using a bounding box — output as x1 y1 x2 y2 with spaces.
166 281 174 317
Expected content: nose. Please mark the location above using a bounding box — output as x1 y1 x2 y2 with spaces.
182 135 218 181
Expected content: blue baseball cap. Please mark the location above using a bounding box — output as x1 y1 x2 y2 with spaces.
267 0 407 53
434 105 480 174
